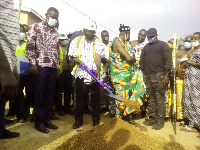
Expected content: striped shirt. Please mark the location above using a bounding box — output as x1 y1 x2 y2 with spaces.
0 0 20 71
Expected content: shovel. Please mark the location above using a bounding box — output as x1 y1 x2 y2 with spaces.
79 64 140 111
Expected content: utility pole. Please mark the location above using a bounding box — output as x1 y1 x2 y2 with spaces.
18 0 22 21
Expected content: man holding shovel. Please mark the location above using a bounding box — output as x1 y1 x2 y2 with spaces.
68 22 105 129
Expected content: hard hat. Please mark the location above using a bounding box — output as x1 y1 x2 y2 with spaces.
84 21 97 31
59 33 67 40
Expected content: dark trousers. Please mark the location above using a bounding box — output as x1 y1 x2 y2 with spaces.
14 75 34 118
100 75 108 109
34 66 57 125
55 70 73 110
0 85 5 137
55 78 63 110
75 78 100 123
143 72 166 124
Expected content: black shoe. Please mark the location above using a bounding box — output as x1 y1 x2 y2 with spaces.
143 119 156 126
6 112 16 117
4 118 14 125
17 118 25 123
65 108 75 115
29 114 35 122
44 121 58 129
93 122 99 126
57 109 65 116
50 115 60 120
73 121 83 129
35 124 49 133
110 113 115 118
23 115 30 122
152 122 164 130
0 129 20 139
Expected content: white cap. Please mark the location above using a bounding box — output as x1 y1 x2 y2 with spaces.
59 33 67 40
84 22 97 31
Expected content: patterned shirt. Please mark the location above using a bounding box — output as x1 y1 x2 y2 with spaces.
26 21 60 69
69 37 105 84
0 0 20 71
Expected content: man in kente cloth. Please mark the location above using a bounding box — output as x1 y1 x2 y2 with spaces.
109 24 145 120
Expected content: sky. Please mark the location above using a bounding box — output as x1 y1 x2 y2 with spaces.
14 0 200 42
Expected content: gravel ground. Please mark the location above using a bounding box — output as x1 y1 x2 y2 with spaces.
0 104 199 150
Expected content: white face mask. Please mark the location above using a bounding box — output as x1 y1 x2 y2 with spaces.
19 33 25 41
48 17 57 28
191 41 200 47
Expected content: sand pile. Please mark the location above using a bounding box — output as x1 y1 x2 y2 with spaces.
119 99 141 111
57 118 185 150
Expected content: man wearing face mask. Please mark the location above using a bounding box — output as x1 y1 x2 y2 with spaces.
7 24 27 117
139 28 172 130
109 24 145 119
69 22 106 129
23 24 29 40
55 33 74 116
13 24 34 123
181 32 200 133
26 7 60 133
100 30 110 112
173 37 192 120
176 35 193 74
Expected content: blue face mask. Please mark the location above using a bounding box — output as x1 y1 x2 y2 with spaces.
60 40 68 46
184 42 192 50
148 38 155 44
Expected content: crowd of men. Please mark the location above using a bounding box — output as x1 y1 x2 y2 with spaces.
0 1 200 140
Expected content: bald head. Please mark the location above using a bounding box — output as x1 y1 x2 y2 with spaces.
138 29 146 43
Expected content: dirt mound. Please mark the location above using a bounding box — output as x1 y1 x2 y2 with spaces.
120 99 140 111
57 118 185 150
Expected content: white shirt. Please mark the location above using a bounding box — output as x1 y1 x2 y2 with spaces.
134 41 148 67
69 37 105 84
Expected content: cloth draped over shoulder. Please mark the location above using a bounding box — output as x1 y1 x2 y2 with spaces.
182 49 200 128
109 37 145 117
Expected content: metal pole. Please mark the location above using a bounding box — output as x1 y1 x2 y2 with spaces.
172 33 178 135
18 0 22 21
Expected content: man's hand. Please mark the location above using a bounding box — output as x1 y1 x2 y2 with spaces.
29 65 38 76
72 57 85 67
0 70 18 102
162 75 169 86
57 69 60 76
13 66 20 83
79 61 86 67
95 68 100 79
69 62 74 71
180 61 187 70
